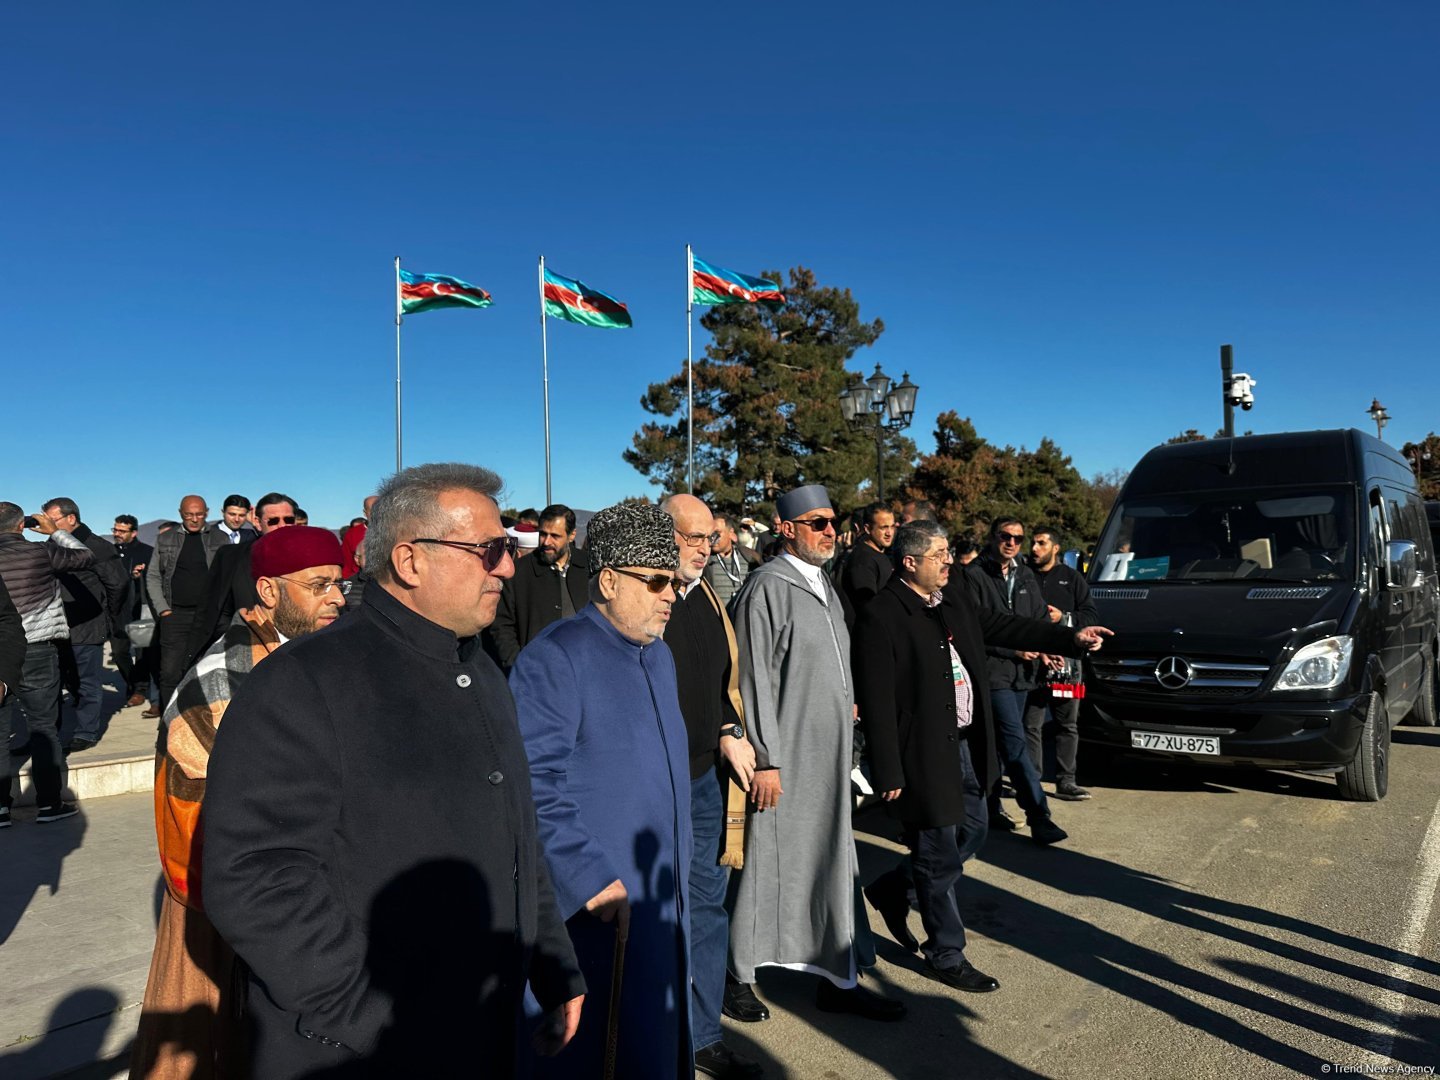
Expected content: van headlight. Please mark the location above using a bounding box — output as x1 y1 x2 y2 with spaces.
1274 636 1354 691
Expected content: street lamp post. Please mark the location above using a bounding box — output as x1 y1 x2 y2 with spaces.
1367 398 1390 441
839 364 918 502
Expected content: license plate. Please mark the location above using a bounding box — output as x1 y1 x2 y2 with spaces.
1130 731 1220 756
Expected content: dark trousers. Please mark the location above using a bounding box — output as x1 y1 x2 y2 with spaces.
987 687 1049 820
110 629 156 697
688 766 729 1053
68 642 106 743
1 642 65 808
1023 691 1079 784
157 607 198 715
913 740 988 970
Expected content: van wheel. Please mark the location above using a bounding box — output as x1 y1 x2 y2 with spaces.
1336 694 1390 802
1402 650 1438 727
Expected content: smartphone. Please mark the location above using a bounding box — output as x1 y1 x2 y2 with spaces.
23 516 39 529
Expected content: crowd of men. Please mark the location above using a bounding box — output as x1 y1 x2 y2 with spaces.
0 472 1110 1079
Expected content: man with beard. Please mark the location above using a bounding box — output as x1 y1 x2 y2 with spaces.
202 463 583 1078
840 502 897 614
488 502 587 671
131 526 347 1079
511 502 692 1079
725 485 905 1024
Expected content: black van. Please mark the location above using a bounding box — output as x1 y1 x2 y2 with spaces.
1079 429 1438 801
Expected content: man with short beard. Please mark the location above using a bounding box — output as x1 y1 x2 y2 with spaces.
488 502 588 671
132 525 347 1079
725 485 905 1025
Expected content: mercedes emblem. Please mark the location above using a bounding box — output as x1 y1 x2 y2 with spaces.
1154 656 1194 690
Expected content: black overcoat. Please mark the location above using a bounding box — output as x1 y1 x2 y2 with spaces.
854 576 1079 829
487 553 589 671
202 584 585 1079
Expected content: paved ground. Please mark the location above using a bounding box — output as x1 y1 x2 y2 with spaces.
3 727 1439 1079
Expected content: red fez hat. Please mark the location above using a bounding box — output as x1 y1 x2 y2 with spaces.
250 526 345 581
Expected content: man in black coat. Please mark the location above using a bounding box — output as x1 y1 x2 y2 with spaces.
108 514 155 708
487 503 588 671
855 521 1111 991
0 577 24 718
840 501 896 614
202 463 584 1079
39 498 127 753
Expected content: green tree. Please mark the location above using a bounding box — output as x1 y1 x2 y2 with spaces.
1401 433 1440 501
624 267 913 516
906 412 1107 548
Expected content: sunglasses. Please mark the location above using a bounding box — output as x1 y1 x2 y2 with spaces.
413 535 519 571
792 516 838 532
610 568 675 594
997 532 1024 545
266 515 298 526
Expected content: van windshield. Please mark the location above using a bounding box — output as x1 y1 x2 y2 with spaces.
1091 488 1354 583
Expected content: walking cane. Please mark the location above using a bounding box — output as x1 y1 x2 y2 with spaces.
602 919 629 1080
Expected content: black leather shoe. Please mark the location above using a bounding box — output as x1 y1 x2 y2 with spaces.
989 808 1018 832
1029 816 1069 845
1053 780 1092 801
923 960 1000 993
815 979 906 1021
864 872 919 952
722 981 771 1023
695 1041 765 1078
66 738 96 755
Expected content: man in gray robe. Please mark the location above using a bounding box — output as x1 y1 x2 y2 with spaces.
725 484 906 1023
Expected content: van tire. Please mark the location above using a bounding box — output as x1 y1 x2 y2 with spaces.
1402 650 1438 727
1336 693 1389 802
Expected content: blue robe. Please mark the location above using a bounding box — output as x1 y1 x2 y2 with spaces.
511 604 693 1079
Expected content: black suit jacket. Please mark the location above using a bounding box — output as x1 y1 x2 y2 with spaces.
854 576 1078 828
840 541 893 614
188 540 257 664
113 539 154 621
486 554 589 671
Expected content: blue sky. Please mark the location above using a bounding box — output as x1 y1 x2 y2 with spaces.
5 4 1437 527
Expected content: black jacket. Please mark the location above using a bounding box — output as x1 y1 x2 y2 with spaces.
840 541 893 615
187 539 257 663
0 577 23 695
1031 563 1098 628
668 580 742 779
113 538 154 622
57 523 128 645
487 553 589 671
960 555 1051 689
855 576 1079 827
202 584 585 1079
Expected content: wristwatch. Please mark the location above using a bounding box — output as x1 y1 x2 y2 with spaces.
720 723 745 741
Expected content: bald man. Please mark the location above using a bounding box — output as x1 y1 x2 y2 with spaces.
661 494 763 1079
146 495 229 716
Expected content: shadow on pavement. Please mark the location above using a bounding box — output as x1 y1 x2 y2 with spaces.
0 806 88 945
0 987 129 1080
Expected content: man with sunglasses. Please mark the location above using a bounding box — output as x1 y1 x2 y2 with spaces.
133 525 345 1077
185 492 298 669
511 501 693 1079
488 503 588 672
202 463 584 1078
959 518 1069 843
726 484 906 1026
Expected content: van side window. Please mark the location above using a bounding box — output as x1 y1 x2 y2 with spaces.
1368 490 1387 591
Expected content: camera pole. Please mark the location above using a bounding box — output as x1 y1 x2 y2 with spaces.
1220 343 1235 438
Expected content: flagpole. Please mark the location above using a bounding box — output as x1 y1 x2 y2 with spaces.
686 244 694 494
539 255 552 506
394 256 403 473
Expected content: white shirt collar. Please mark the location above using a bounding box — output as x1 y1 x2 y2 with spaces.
780 552 829 602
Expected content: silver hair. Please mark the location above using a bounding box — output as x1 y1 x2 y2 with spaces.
891 519 948 568
367 462 503 583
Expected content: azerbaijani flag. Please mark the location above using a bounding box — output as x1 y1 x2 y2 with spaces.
691 256 785 308
542 268 632 329
398 268 493 315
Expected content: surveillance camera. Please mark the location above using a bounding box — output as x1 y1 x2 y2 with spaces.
1241 401 1253 411
1226 373 1257 410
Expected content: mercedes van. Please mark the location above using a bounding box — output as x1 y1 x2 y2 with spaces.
1079 429 1438 801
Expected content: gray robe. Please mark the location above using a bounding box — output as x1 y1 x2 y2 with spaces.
726 556 858 987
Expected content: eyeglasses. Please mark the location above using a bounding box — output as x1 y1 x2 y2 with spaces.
676 530 721 548
792 516 838 532
609 568 675 594
265 515 297 526
275 575 350 597
413 535 519 572
997 532 1024 545
916 550 954 564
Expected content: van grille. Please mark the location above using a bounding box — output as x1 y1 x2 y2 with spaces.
1092 587 1149 600
1246 586 1331 600
1089 655 1270 698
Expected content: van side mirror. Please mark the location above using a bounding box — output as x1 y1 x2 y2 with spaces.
1063 549 1082 570
1386 540 1419 590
